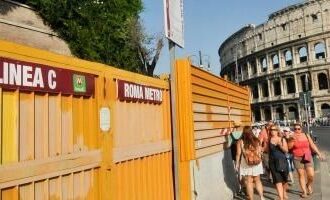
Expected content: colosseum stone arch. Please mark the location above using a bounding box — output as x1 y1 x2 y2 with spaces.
219 0 330 123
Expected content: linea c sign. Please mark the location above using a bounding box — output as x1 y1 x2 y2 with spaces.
0 57 95 96
117 79 163 104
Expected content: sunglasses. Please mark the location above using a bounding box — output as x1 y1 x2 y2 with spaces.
270 129 277 131
294 128 301 130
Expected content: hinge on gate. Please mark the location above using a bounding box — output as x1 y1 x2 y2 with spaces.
103 77 106 98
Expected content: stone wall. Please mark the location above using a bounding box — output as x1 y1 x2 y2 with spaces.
0 0 71 56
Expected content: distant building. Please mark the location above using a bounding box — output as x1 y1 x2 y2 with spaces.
219 0 330 122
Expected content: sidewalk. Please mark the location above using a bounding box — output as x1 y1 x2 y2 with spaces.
234 165 324 200
320 155 330 200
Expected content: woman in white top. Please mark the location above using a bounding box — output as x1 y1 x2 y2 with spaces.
235 126 265 200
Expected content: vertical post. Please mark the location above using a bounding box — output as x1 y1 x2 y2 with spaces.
303 93 310 134
235 43 239 83
169 40 180 200
304 74 310 133
199 50 203 67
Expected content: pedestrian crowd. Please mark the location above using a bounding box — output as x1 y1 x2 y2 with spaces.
232 122 325 200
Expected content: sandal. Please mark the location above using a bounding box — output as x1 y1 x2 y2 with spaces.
300 193 308 198
307 184 313 195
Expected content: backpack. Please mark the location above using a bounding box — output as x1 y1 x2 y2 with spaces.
241 141 261 166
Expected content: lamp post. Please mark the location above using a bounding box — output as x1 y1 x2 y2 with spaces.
198 50 211 71
202 55 211 71
235 43 239 83
304 73 311 133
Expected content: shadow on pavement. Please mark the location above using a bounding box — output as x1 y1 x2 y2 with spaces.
234 172 322 200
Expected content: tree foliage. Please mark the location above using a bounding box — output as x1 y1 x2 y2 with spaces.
15 0 162 75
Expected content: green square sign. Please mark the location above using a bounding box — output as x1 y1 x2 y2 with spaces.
73 74 86 93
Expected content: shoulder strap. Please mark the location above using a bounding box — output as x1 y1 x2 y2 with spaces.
230 133 236 142
304 132 313 148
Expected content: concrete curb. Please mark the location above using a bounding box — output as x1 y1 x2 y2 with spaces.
320 161 330 200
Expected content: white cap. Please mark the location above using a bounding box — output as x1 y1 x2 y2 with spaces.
282 127 291 132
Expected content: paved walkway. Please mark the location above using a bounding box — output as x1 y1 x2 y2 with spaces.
234 167 322 200
233 141 330 200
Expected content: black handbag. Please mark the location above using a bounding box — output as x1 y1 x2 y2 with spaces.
275 158 288 172
274 138 288 172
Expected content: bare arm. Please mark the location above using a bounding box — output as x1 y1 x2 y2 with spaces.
307 134 324 160
262 137 269 153
278 138 288 153
235 140 242 170
287 137 295 150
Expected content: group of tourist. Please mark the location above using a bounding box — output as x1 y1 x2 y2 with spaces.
234 122 325 200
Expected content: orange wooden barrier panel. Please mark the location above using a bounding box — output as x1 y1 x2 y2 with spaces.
173 59 251 199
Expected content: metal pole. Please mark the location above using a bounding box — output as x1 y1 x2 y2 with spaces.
169 40 180 200
235 43 238 83
199 50 203 67
304 93 310 134
304 74 310 133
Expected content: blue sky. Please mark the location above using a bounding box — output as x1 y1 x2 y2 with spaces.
141 0 304 75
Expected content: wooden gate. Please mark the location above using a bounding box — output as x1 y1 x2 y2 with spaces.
0 40 174 199
0 40 103 199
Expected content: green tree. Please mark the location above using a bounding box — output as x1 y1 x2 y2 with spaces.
14 0 162 75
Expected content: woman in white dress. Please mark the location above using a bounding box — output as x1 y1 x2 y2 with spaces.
235 126 265 200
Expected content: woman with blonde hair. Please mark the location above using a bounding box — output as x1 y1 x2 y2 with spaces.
235 126 265 200
267 125 289 200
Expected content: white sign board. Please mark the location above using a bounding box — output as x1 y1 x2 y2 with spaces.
100 107 110 132
163 0 184 48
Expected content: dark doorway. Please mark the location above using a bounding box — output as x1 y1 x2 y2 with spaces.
321 103 330 117
250 60 257 74
318 73 329 90
276 107 284 120
273 80 281 96
288 106 299 121
286 77 295 94
254 109 261 121
262 82 269 97
252 85 259 99
264 107 272 121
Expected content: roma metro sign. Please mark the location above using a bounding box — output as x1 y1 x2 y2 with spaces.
117 79 163 104
0 57 95 96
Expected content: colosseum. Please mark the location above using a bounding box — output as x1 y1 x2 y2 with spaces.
219 0 330 124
